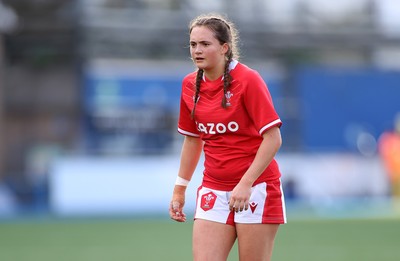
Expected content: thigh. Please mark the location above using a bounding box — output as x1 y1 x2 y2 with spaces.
236 223 280 261
193 219 237 261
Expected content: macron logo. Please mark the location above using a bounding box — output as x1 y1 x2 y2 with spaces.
249 202 258 213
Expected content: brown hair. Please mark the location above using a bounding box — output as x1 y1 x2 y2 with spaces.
189 14 240 119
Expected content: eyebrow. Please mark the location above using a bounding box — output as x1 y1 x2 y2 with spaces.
190 40 212 44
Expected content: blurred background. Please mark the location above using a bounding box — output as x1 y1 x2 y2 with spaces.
1 0 400 220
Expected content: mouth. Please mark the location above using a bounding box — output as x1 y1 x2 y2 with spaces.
194 57 205 62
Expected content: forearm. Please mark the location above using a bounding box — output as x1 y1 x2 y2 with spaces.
240 127 282 186
170 136 203 222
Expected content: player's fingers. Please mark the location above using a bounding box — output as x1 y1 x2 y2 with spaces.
243 199 249 211
170 201 187 222
178 213 187 222
237 200 245 212
229 200 243 212
169 202 178 216
172 201 180 214
231 199 244 212
229 199 236 211
172 212 186 222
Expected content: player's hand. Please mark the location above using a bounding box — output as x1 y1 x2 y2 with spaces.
169 185 187 222
169 200 187 222
229 182 251 213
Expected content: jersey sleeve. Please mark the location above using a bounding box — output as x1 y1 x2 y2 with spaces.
243 70 282 135
177 79 200 137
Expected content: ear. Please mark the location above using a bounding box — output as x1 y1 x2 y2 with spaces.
221 43 229 55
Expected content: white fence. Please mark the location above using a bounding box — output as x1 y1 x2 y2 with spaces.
49 152 390 217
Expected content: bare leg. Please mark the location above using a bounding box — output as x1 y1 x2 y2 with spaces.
193 219 237 261
236 223 279 261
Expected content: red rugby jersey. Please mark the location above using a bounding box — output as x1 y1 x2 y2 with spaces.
178 61 282 190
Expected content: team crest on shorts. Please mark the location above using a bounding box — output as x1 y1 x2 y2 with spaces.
200 192 216 211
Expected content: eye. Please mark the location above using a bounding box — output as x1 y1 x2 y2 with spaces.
190 42 196 48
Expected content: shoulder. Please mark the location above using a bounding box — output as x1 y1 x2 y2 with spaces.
180 71 197 95
233 62 264 84
181 71 197 97
182 71 197 85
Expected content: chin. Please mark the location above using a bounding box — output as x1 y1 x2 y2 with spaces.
195 63 208 70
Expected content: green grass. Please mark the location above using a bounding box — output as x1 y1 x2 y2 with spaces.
0 217 399 261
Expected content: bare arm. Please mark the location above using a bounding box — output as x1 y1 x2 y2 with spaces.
229 126 282 212
170 136 203 222
177 136 203 181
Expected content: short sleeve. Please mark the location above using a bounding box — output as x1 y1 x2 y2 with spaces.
177 79 200 137
243 70 282 135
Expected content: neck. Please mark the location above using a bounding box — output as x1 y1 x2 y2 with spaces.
204 59 227 81
204 70 223 81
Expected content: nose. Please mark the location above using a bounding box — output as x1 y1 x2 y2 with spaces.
194 45 202 54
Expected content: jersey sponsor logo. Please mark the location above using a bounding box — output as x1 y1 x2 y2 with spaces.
200 192 217 211
197 121 239 134
249 202 258 213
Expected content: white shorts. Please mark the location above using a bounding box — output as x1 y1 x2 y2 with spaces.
194 180 287 225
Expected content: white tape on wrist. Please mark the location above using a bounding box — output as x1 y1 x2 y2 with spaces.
175 176 190 186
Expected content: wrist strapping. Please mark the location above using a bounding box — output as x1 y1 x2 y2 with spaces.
175 176 190 186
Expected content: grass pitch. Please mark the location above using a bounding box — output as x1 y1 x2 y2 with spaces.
0 216 399 261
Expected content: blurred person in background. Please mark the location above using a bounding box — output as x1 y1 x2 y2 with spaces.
169 13 286 261
378 112 400 198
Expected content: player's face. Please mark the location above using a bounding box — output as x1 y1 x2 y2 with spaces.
190 26 228 74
